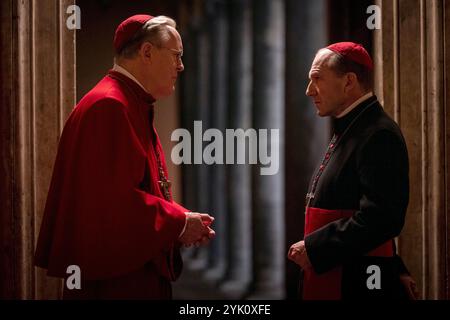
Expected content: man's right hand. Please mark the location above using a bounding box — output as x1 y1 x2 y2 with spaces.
179 213 215 246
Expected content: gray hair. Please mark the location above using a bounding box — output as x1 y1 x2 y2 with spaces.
116 15 177 59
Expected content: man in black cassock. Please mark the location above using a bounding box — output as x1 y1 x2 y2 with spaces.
287 42 420 300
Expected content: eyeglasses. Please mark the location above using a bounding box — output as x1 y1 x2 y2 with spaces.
160 47 183 62
145 41 184 64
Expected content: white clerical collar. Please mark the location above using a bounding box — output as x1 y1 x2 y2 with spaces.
112 63 149 93
335 92 374 118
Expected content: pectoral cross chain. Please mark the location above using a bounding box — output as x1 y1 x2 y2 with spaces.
156 151 172 201
305 192 315 207
158 177 172 201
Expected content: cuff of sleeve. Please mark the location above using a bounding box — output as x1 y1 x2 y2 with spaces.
304 234 326 274
178 213 189 238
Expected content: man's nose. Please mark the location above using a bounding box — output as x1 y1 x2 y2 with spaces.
305 81 314 96
177 60 184 72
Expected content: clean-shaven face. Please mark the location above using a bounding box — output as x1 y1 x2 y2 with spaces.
305 49 347 117
148 27 184 98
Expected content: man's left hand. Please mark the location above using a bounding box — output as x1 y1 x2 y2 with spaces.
182 213 215 248
400 273 421 300
192 227 215 247
288 240 312 270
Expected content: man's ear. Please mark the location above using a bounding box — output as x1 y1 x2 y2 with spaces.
140 42 153 60
344 72 357 92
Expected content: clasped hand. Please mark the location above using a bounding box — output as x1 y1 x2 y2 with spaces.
179 212 215 247
287 240 312 270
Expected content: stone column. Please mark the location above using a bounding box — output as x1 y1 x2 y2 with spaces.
177 0 200 263
445 0 450 300
184 0 213 271
178 0 203 213
219 0 253 298
249 0 285 299
285 0 329 299
203 0 229 284
0 0 76 299
374 0 448 299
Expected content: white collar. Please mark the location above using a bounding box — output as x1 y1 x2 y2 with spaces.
112 63 149 93
335 92 374 118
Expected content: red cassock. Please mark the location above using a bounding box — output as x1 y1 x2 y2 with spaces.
34 70 188 299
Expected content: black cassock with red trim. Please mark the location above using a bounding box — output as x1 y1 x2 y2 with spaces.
302 95 410 300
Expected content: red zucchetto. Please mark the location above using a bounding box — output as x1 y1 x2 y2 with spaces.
326 42 373 70
113 14 154 53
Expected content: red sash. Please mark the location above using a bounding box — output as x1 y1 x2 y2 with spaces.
302 207 394 300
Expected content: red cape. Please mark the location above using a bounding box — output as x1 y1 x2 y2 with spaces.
35 71 187 283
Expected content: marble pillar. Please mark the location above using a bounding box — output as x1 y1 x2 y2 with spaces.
177 0 201 263
249 0 285 299
203 0 229 283
285 0 329 299
374 0 449 299
219 0 253 299
186 1 213 271
0 0 76 299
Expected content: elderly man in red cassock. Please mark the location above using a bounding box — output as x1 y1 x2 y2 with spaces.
34 14 215 299
288 42 420 300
